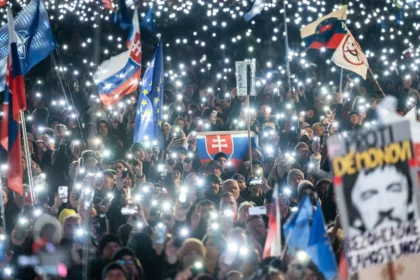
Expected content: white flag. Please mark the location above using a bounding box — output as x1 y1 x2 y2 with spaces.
331 29 369 79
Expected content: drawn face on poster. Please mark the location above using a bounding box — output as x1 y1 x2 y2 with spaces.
348 163 415 234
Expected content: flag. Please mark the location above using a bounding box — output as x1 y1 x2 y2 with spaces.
331 29 369 79
0 0 56 91
0 8 26 195
93 10 141 107
141 6 156 37
300 6 347 50
307 199 338 280
195 131 258 171
283 195 313 249
100 0 114 11
244 0 265 22
263 183 282 258
133 41 164 145
114 0 132 30
0 0 6 7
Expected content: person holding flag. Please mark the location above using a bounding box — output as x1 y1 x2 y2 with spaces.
0 8 28 195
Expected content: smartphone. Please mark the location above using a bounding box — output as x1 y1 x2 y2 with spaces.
313 136 320 154
58 186 68 203
155 223 168 244
191 261 205 278
249 177 263 186
121 206 138 215
23 190 32 205
101 193 115 205
121 168 129 179
248 206 267 216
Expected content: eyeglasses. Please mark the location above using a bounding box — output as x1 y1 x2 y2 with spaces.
118 259 134 265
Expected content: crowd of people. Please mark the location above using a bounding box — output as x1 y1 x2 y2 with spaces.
0 62 417 280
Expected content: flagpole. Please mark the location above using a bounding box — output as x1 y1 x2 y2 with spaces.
339 68 344 93
20 110 35 204
368 67 386 97
283 0 291 90
0 177 7 233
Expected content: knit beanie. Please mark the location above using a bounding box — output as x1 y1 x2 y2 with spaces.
287 169 305 185
112 247 136 260
178 238 206 260
101 262 128 280
58 208 78 225
99 234 121 254
297 180 316 197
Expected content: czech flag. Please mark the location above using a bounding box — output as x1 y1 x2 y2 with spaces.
0 9 27 195
300 6 347 50
93 9 141 108
196 131 258 171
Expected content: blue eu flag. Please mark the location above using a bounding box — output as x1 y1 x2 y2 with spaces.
0 0 56 90
307 199 338 280
134 41 164 146
283 196 313 250
141 6 156 37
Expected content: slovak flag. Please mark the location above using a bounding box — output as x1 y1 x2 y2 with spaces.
263 183 282 258
93 9 141 108
0 8 27 195
300 6 347 50
196 131 258 171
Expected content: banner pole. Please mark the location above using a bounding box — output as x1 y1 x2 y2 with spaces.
368 67 386 97
283 0 291 90
247 96 253 177
20 110 35 204
339 68 344 93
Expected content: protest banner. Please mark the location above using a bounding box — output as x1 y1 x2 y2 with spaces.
196 131 258 171
327 120 420 275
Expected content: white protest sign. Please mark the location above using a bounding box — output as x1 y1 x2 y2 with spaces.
235 60 256 96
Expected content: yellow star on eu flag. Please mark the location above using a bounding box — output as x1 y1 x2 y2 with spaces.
156 86 160 93
149 81 153 87
154 97 160 104
141 99 147 106
158 120 162 127
144 109 151 116
156 108 160 113
143 89 149 95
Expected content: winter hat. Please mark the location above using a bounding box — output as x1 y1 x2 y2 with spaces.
130 142 145 153
232 173 246 181
300 122 311 130
33 213 61 245
81 150 98 161
101 262 128 280
214 152 228 161
99 234 121 255
287 169 305 185
178 238 206 260
112 247 136 260
295 142 309 152
58 208 78 225
297 180 316 197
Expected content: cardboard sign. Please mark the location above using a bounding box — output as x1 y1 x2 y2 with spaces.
235 60 256 96
328 121 420 274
